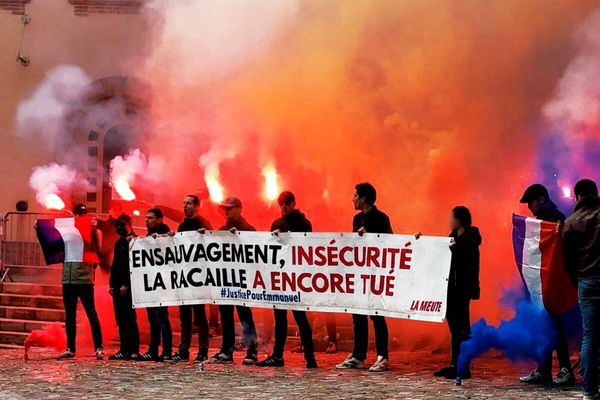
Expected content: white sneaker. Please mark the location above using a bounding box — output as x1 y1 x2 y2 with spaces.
369 355 390 372
335 353 365 369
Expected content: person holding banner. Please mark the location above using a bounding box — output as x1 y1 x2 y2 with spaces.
170 194 214 363
562 179 600 400
208 197 259 365
257 191 318 369
109 214 140 360
430 206 481 379
337 182 392 372
518 184 574 386
139 208 173 362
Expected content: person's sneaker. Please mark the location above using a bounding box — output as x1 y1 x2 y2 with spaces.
325 342 337 354
194 353 208 364
553 367 575 386
138 352 157 362
95 348 105 360
519 370 552 384
57 349 75 360
108 351 127 360
306 357 318 369
256 355 284 367
369 356 390 372
207 352 233 364
336 354 365 369
583 394 599 400
168 352 189 362
158 354 173 362
128 353 140 361
242 354 258 365
434 366 455 377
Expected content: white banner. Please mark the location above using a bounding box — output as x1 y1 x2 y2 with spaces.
129 231 452 322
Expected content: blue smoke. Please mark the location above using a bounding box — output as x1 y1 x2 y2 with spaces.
457 299 558 376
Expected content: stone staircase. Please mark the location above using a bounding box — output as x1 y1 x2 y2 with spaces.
0 266 64 349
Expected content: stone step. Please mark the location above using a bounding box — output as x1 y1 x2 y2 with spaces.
0 293 63 309
4 265 62 284
0 343 23 350
0 330 29 345
0 306 65 322
0 282 62 297
0 318 58 332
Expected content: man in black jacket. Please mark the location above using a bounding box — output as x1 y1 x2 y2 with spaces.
257 191 317 369
138 208 173 362
108 214 140 360
432 206 481 379
562 179 600 399
208 197 259 365
519 183 573 386
337 182 392 372
170 195 213 363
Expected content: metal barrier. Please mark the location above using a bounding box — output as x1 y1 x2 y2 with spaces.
0 212 71 272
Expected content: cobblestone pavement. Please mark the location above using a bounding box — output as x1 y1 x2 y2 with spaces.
0 347 585 399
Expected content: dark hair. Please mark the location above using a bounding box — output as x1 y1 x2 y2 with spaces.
278 191 296 205
355 182 377 206
452 206 472 228
185 194 200 206
73 203 88 216
16 200 28 212
147 208 163 219
574 179 598 198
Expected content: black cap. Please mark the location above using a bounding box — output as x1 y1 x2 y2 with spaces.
73 203 88 215
114 213 132 226
278 191 295 205
520 184 549 203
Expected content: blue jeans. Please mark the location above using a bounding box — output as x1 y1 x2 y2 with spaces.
579 279 600 396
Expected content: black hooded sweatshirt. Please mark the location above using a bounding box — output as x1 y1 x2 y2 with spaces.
219 216 256 232
449 226 482 300
535 201 566 223
271 209 312 233
110 231 137 289
147 222 170 236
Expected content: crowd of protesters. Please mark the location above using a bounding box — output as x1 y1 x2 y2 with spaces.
46 178 600 399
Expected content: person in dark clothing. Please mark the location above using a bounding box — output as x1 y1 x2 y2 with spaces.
207 197 259 365
257 191 317 369
562 179 600 399
54 203 104 361
138 208 173 362
518 184 573 386
108 213 140 360
337 183 392 372
429 206 481 379
170 194 213 363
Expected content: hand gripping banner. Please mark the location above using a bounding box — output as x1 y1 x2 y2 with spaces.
129 231 452 322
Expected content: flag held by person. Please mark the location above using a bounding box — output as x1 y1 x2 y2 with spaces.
512 214 577 314
36 216 100 265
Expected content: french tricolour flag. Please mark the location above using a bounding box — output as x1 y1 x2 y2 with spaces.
512 214 577 315
36 216 99 265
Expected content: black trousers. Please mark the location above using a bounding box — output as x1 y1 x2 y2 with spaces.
537 314 572 374
112 289 140 355
62 284 103 352
446 293 471 367
219 304 258 357
272 309 314 359
352 314 389 360
178 304 208 356
146 306 172 356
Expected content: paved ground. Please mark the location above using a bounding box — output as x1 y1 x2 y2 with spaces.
0 347 585 399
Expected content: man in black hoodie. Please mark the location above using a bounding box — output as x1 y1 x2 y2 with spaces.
257 191 317 369
170 195 213 363
108 214 140 360
337 182 392 372
432 206 481 379
518 184 573 386
208 197 259 365
562 179 600 399
138 208 173 362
